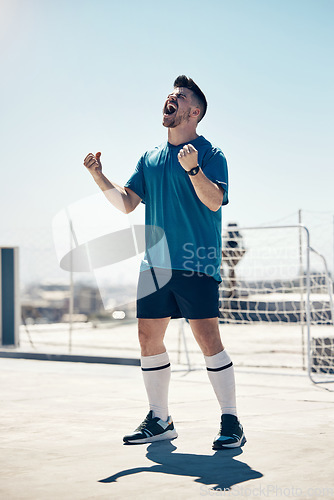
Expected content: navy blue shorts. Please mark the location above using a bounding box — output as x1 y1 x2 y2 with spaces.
136 268 219 319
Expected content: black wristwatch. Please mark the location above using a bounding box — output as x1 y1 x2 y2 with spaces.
187 165 200 176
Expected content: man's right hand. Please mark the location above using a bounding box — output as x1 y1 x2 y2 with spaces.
84 152 102 176
82 151 142 214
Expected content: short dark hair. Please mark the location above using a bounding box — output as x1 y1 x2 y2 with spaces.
173 75 207 122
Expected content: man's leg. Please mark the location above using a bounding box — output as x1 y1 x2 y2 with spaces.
189 317 245 449
189 317 237 416
138 317 171 421
123 317 178 444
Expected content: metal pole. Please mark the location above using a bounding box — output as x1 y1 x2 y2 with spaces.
181 319 192 371
68 218 74 353
177 320 182 364
332 215 334 291
304 227 313 383
298 210 306 370
64 208 77 353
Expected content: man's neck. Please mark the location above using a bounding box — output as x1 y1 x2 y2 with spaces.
167 127 199 146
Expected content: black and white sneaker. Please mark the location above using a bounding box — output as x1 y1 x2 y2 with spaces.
123 410 178 444
212 414 246 450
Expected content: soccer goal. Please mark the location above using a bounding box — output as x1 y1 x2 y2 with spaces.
219 224 334 384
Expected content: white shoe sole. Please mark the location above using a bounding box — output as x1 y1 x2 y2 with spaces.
124 429 178 444
213 433 247 449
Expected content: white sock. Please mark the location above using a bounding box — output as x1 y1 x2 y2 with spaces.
204 349 237 416
141 351 171 421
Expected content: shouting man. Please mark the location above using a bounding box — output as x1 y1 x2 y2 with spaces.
84 75 246 450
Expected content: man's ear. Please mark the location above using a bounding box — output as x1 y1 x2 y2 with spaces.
191 107 201 119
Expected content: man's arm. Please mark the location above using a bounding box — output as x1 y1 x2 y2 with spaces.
177 145 224 212
83 152 142 214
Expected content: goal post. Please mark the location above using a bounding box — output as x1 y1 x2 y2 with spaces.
219 225 334 384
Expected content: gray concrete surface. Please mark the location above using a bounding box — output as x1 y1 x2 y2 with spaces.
1 336 334 499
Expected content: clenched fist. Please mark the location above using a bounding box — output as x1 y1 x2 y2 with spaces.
177 144 198 172
84 152 102 175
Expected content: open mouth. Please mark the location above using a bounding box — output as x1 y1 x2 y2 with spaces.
164 101 177 116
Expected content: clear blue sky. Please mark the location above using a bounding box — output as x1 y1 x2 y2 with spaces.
1 0 333 280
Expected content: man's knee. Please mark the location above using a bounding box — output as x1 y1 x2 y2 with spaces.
189 319 223 356
138 327 153 348
197 330 222 348
137 318 169 351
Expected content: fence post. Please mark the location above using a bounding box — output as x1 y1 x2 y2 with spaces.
0 247 20 347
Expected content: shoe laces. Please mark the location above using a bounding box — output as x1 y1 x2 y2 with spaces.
220 416 238 435
137 412 154 431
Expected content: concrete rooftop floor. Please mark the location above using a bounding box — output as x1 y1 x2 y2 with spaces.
1 340 334 499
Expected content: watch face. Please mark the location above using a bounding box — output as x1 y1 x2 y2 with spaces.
189 166 199 175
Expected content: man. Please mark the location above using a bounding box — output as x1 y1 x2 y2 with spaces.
84 75 246 450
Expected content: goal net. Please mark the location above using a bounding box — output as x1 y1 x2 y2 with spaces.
219 224 334 383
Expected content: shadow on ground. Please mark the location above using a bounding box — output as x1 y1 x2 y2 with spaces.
99 441 263 491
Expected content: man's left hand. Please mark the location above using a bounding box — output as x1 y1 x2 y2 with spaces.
178 144 198 172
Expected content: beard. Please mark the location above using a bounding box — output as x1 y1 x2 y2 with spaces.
162 107 192 128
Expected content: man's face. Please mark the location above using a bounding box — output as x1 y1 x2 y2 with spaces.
162 87 197 128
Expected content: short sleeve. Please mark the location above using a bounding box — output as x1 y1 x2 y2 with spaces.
201 148 229 206
124 156 146 203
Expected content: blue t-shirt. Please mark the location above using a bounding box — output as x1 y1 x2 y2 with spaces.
125 135 229 282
